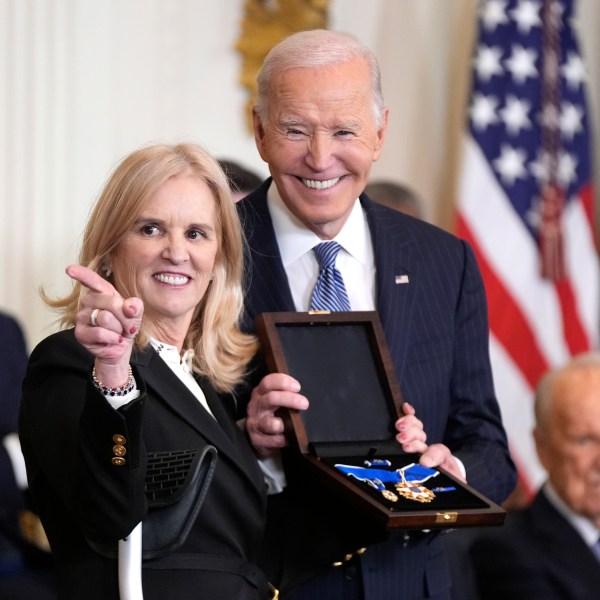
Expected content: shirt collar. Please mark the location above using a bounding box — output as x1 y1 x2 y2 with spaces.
150 338 195 373
267 181 371 266
543 481 600 546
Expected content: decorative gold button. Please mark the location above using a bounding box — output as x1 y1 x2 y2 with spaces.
111 456 126 466
356 547 367 555
113 445 127 457
344 553 353 562
332 561 343 567
113 434 126 445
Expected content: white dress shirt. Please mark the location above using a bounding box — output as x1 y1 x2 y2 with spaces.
268 184 376 311
544 481 600 553
259 185 378 493
104 339 214 419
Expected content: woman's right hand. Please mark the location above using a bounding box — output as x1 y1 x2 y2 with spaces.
66 264 144 387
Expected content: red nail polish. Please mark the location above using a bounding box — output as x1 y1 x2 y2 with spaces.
130 326 137 335
119 336 123 343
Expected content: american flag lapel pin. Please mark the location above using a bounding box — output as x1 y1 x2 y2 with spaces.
395 275 409 285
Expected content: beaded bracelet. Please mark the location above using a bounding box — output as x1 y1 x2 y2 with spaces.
92 365 135 397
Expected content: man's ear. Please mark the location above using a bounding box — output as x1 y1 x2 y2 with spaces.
373 107 389 162
252 108 268 162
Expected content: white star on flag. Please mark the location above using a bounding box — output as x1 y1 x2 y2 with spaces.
511 0 543 33
500 95 532 134
471 93 500 130
505 44 539 83
474 45 504 81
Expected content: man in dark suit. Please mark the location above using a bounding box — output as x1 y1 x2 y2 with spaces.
236 29 516 600
0 311 56 598
0 313 29 543
470 352 600 599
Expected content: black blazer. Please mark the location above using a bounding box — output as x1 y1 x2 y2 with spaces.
471 488 600 599
19 329 267 600
237 180 517 598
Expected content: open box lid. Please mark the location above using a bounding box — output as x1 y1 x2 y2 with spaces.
255 311 405 455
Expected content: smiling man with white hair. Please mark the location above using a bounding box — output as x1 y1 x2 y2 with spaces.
236 29 516 600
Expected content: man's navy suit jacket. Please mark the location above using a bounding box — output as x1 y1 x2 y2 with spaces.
237 180 516 598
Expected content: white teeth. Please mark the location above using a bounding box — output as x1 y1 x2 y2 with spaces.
302 177 340 190
154 274 189 285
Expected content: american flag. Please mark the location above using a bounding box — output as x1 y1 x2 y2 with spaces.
457 0 599 496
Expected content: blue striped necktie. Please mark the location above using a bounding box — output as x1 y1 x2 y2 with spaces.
310 241 351 312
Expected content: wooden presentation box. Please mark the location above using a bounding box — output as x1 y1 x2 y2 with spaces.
255 311 506 531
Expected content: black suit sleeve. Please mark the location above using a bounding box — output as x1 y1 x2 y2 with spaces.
19 330 148 543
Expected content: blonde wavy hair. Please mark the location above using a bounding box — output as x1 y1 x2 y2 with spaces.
44 142 258 392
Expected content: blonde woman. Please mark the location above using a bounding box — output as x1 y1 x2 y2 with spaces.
19 143 270 599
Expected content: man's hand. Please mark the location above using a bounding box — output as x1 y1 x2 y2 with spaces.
246 373 308 459
420 443 466 482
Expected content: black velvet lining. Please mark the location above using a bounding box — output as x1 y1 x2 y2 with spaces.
276 323 397 444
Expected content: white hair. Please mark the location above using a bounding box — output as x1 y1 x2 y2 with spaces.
255 29 385 127
535 351 600 429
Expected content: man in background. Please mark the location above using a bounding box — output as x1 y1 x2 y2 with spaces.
218 158 263 202
470 353 600 599
364 179 424 219
0 311 55 599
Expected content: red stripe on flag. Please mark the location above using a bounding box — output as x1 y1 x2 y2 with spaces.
554 277 593 354
580 183 598 250
580 183 595 230
457 214 549 389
